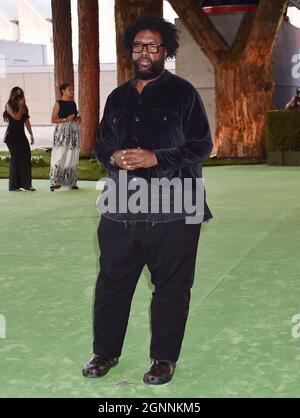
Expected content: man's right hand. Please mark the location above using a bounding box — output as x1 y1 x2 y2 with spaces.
112 148 158 170
112 150 131 169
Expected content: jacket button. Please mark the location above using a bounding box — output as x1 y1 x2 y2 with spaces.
135 116 140 122
133 136 138 142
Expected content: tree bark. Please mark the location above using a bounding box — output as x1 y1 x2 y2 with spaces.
215 60 273 157
78 0 100 153
169 0 288 157
115 0 163 85
51 0 74 99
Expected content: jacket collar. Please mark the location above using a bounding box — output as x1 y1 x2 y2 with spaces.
130 69 173 92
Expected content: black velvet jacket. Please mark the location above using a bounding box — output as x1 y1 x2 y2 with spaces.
95 70 213 223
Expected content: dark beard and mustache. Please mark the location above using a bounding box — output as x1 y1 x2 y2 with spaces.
133 57 165 80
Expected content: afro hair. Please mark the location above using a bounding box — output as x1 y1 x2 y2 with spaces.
122 14 179 59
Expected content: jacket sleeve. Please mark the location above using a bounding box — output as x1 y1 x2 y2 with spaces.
94 95 118 170
153 89 213 171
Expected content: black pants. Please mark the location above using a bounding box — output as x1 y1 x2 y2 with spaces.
6 138 32 191
93 216 201 363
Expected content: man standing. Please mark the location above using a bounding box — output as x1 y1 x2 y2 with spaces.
83 15 213 385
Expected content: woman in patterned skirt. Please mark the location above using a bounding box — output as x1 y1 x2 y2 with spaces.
50 83 80 191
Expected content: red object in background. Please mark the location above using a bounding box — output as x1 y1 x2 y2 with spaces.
203 5 257 14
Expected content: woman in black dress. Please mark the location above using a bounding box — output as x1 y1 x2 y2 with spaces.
3 87 36 191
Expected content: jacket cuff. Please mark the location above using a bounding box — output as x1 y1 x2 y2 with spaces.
94 148 118 169
153 148 182 172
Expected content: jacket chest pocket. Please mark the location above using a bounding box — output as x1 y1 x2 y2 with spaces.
152 108 179 124
111 111 125 127
151 108 180 148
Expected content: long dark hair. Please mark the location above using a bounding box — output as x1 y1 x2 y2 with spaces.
3 87 27 122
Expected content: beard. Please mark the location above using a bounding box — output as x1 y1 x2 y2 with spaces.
133 57 165 80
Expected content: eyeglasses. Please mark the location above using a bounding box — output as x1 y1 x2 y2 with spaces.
132 43 165 54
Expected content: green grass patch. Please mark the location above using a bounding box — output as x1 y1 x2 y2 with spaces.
204 157 266 166
0 150 266 180
0 150 105 180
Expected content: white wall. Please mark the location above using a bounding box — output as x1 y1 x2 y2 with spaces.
0 65 117 125
0 39 47 66
0 15 17 41
17 0 53 65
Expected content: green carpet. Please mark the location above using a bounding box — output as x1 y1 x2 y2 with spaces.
0 165 300 398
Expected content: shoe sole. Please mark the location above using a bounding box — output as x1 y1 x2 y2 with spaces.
143 374 173 385
82 358 119 378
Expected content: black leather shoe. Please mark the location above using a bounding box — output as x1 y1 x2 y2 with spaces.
50 185 61 191
82 355 119 378
143 360 176 385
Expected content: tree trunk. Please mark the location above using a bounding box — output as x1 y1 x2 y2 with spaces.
169 0 288 158
115 0 163 85
51 0 74 99
78 0 100 153
215 60 273 157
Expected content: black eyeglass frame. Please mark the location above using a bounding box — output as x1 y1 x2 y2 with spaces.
132 43 165 54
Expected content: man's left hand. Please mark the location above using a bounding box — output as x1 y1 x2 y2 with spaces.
120 148 158 170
